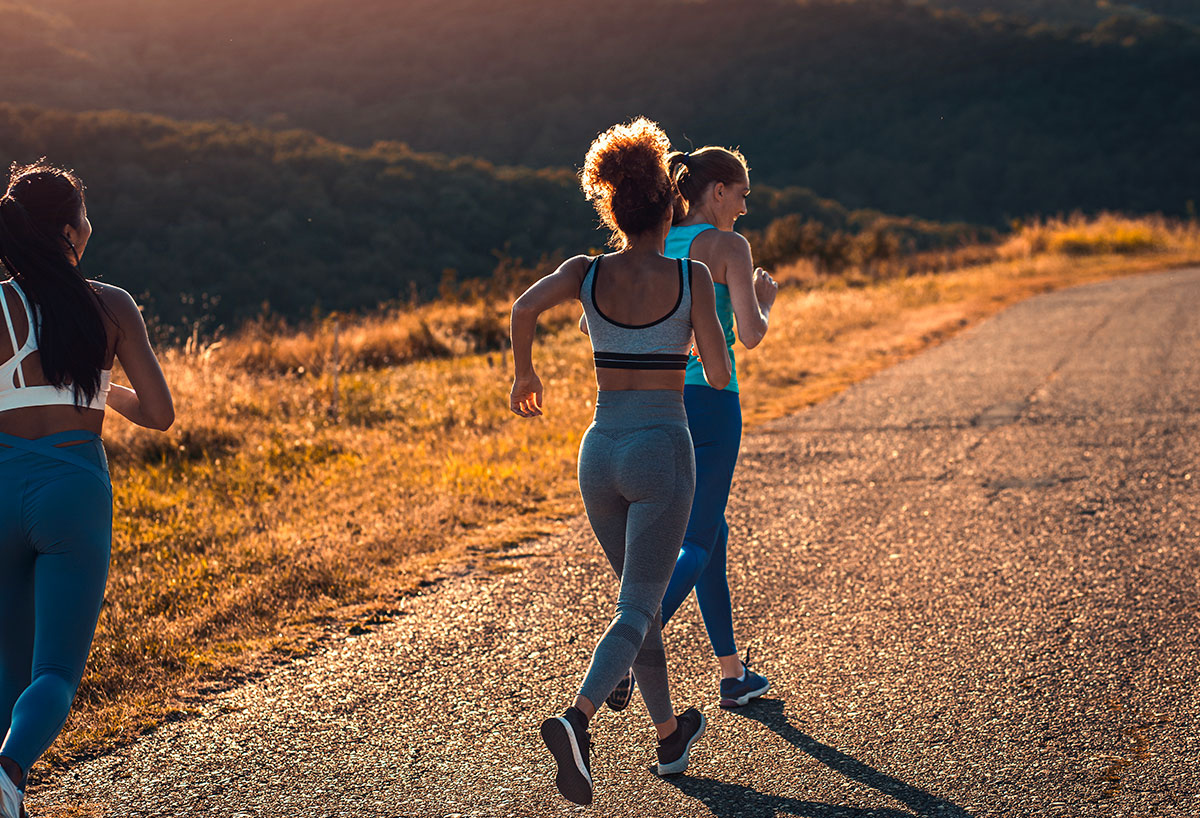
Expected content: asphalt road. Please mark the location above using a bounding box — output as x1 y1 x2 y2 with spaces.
34 267 1200 818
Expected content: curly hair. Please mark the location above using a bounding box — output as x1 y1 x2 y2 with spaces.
580 117 675 249
666 146 749 224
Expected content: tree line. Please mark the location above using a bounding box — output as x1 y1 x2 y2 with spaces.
921 0 1200 26
1 0 1196 226
0 104 981 332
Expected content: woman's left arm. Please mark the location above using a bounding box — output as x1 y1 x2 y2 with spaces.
510 255 589 417
103 285 175 430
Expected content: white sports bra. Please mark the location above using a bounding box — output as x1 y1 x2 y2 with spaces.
0 279 110 412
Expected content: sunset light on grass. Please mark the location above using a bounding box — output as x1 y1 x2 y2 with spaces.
1 1 1198 816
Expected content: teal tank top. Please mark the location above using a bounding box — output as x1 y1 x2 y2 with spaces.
664 223 738 393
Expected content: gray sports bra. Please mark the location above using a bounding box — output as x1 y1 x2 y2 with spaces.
579 256 694 370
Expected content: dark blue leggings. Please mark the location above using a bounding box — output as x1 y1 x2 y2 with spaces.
660 385 740 658
0 432 111 782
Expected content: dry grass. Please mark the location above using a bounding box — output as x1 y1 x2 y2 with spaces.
999 212 1187 258
228 301 512 375
34 216 1200 789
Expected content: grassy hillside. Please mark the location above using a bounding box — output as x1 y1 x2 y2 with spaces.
1 0 1196 224
32 215 1199 787
0 104 982 329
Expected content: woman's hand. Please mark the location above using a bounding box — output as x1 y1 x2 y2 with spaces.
753 267 778 310
511 372 545 417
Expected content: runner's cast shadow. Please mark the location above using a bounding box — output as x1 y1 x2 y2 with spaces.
662 776 917 818
661 698 972 818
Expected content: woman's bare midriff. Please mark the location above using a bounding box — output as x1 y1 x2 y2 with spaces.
0 405 105 440
594 369 687 392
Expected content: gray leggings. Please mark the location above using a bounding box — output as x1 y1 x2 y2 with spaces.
576 390 696 724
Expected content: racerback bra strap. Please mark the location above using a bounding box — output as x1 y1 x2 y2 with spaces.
0 283 28 387
582 257 693 371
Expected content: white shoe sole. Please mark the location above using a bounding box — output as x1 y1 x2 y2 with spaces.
654 712 706 776
540 716 593 805
0 771 22 818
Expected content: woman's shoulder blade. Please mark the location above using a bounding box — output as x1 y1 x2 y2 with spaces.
91 282 142 325
566 254 593 275
691 227 749 258
715 229 752 252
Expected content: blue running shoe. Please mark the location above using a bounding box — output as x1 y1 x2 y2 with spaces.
719 654 770 708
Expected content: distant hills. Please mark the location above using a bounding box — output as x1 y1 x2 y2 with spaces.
923 0 1200 26
0 105 595 328
2 0 1197 225
3 104 977 328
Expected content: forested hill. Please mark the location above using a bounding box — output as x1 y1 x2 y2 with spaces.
0 105 596 328
2 0 1197 224
923 0 1200 26
1 104 975 329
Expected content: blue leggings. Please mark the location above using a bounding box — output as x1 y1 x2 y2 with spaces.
0 431 111 783
661 385 740 658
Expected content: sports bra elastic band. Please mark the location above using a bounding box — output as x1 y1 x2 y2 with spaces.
593 351 690 370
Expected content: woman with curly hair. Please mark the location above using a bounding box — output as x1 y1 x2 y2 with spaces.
509 118 730 804
0 161 173 818
604 146 777 716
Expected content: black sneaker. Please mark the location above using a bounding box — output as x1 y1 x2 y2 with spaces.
540 709 593 805
653 707 706 776
605 668 635 711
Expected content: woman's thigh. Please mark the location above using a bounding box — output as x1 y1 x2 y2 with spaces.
25 470 112 680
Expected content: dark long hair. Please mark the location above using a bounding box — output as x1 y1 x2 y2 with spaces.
0 160 107 406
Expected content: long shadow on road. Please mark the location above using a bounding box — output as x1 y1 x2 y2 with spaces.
664 699 972 818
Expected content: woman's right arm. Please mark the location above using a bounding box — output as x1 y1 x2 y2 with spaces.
719 232 776 349
105 287 174 431
509 255 589 417
690 261 732 391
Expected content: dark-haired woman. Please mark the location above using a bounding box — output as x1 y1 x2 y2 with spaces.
510 119 730 804
605 147 777 714
0 162 173 818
